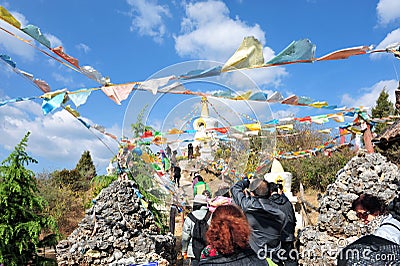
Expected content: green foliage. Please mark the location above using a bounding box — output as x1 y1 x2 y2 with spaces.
371 89 397 134
131 105 154 138
281 147 355 192
36 172 80 238
90 174 118 197
274 124 355 192
52 168 88 191
0 132 58 266
75 150 97 182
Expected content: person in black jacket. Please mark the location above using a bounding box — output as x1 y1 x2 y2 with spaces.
173 164 181 187
231 178 287 265
268 182 298 265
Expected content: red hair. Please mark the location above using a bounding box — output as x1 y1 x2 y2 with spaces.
206 204 251 254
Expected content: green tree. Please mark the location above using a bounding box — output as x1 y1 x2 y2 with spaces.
52 168 86 191
371 88 397 134
0 132 58 266
75 150 97 182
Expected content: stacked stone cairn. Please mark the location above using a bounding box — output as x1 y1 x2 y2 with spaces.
56 180 176 265
298 152 400 265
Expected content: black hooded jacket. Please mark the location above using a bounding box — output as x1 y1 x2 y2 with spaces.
231 180 287 253
268 193 296 242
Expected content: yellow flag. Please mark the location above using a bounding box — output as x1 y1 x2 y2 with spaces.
222 36 264 72
276 124 294 131
0 6 21 28
245 123 261 131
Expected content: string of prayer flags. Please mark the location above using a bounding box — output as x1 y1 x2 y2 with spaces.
1 54 52 93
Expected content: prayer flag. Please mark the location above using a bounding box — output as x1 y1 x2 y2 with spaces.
222 36 264 72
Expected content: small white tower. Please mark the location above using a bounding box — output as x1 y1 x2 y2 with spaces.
192 97 218 161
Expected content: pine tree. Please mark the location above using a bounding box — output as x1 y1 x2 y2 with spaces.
0 132 58 266
371 88 396 134
75 150 97 182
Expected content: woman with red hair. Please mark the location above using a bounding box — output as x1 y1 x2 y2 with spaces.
199 205 269 265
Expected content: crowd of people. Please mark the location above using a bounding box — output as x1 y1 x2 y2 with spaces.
164 145 400 265
181 173 400 265
182 176 298 266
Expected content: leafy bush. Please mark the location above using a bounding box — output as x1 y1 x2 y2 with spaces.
281 147 355 192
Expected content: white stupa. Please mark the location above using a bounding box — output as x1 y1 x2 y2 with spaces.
264 158 296 202
265 158 304 230
192 97 218 161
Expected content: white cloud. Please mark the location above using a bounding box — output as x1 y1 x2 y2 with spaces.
174 0 265 62
76 43 91 53
0 101 118 174
45 33 63 48
340 79 399 110
52 72 74 86
370 28 400 60
377 0 400 26
174 1 287 88
127 0 171 43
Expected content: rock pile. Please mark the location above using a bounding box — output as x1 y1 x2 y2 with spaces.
56 180 176 265
298 152 400 265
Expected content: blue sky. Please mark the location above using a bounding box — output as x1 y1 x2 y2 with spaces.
0 0 399 175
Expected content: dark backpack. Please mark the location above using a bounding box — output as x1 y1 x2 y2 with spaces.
188 211 212 260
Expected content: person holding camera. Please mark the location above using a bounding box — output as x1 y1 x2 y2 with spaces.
231 178 287 265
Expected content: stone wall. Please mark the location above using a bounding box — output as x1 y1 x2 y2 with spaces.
298 152 400 265
56 180 176 265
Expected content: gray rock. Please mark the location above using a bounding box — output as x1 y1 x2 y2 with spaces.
56 179 176 265
299 152 400 265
